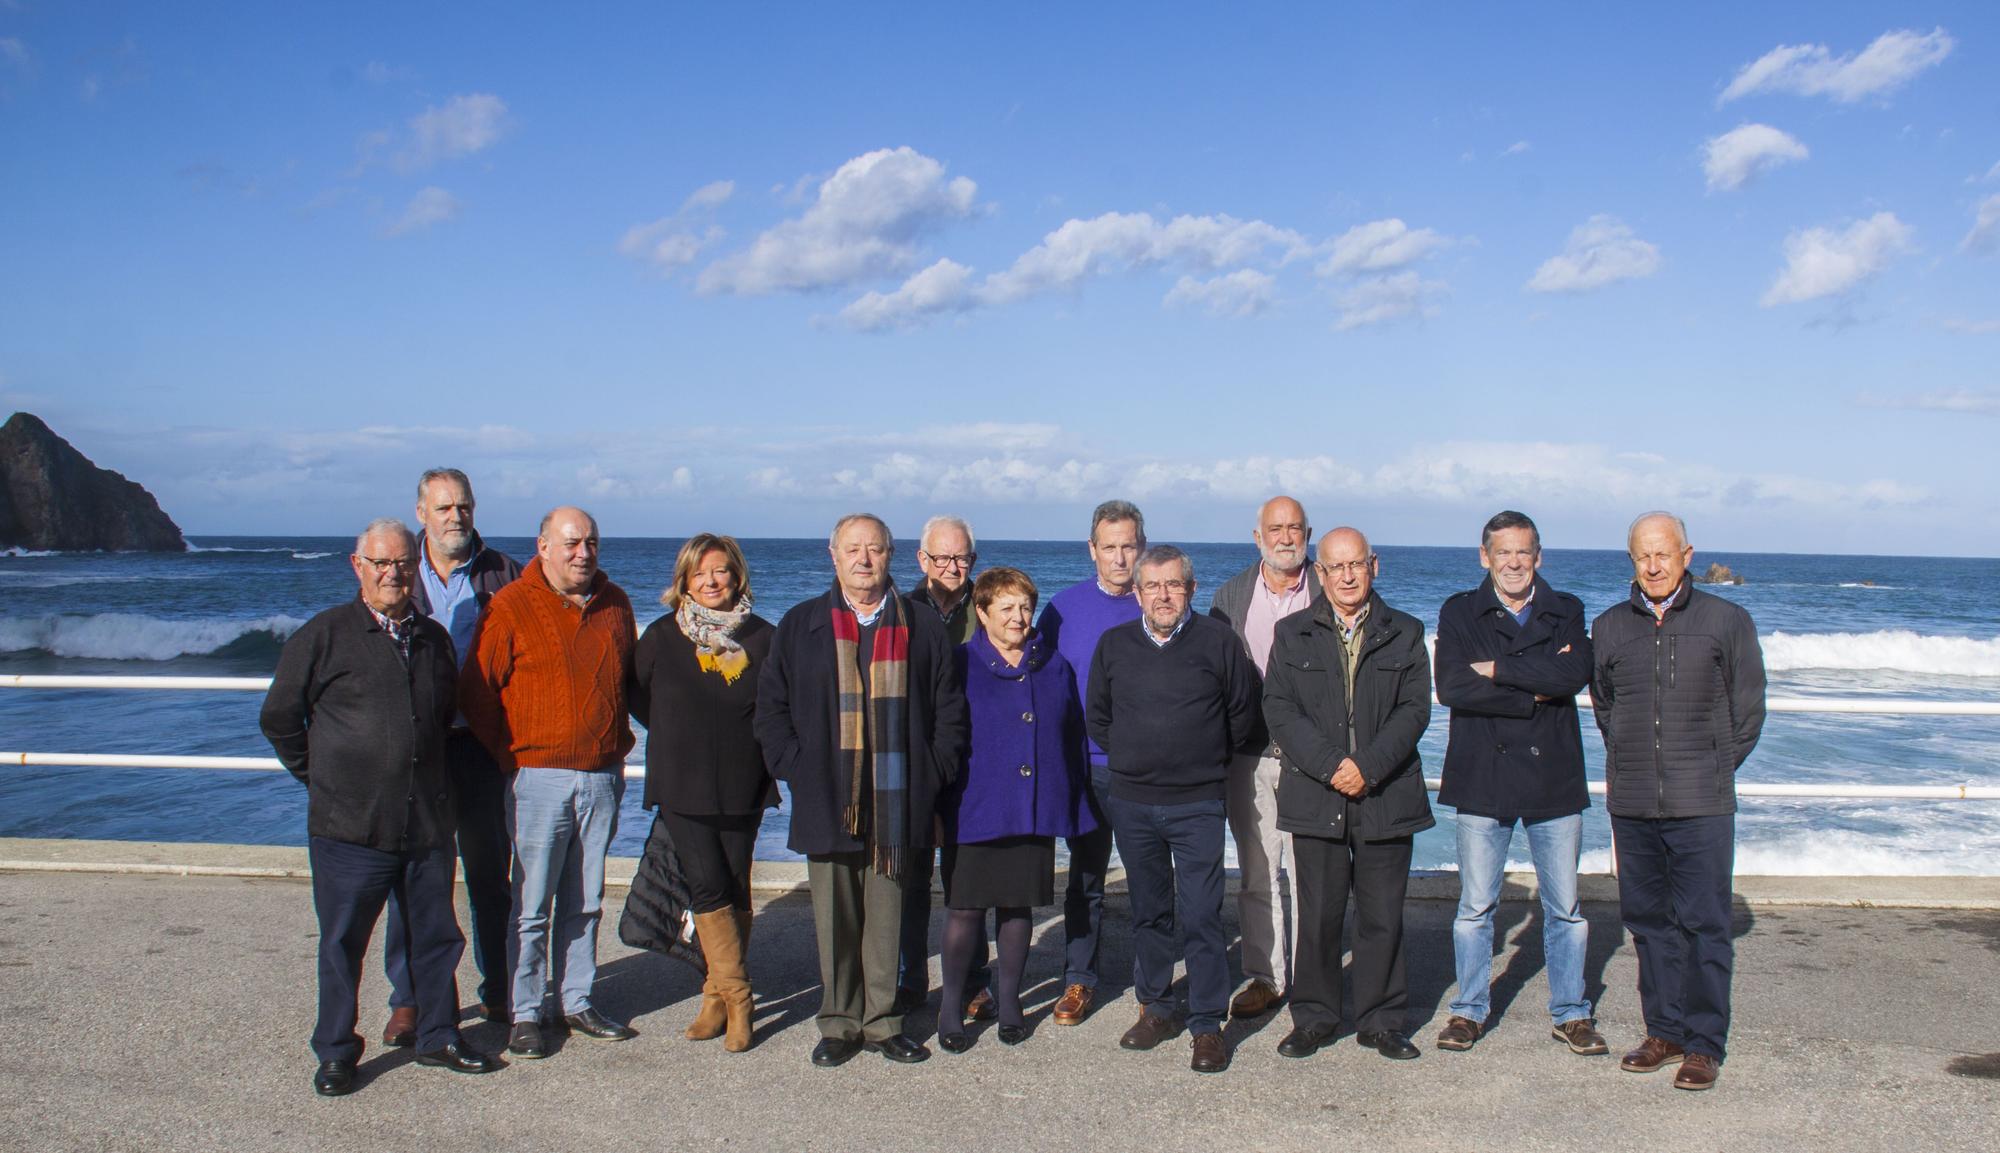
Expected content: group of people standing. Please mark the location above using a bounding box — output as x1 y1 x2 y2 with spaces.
262 471 1765 1098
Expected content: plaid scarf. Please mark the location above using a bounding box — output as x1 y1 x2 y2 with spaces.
831 587 911 880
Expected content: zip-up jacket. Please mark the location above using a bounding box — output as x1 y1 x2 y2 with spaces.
1264 591 1435 842
1590 579 1766 819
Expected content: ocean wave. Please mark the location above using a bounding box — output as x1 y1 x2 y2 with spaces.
0 547 59 558
1582 828 2000 876
1837 582 1901 590
291 552 333 560
0 612 306 660
1760 630 2000 677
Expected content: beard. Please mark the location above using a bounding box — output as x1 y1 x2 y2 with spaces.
1258 541 1306 573
434 526 475 560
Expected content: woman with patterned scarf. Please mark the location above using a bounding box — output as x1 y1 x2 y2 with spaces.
629 534 777 1051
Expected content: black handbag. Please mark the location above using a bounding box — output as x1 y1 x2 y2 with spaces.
617 813 708 975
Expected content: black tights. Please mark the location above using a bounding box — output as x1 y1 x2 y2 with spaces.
939 907 1031 1029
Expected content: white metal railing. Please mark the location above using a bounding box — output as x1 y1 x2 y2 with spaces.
4 674 1999 801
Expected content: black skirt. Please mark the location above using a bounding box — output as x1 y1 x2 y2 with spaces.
940 835 1056 909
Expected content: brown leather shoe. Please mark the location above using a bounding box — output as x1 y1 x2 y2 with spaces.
1190 1031 1230 1073
382 1006 418 1048
1228 980 1282 1019
1674 1052 1720 1090
1553 1018 1610 1056
1435 1015 1483 1051
1119 1011 1181 1051
965 987 996 1022
1052 983 1095 1026
1620 1035 1686 1073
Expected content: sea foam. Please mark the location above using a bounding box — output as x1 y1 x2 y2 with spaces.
0 613 305 660
1760 630 2000 678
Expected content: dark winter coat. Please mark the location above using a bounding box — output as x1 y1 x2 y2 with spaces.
408 532 521 617
629 610 779 816
945 629 1096 844
1590 579 1766 819
1264 592 1435 842
259 599 457 853
753 585 970 855
1434 575 1593 823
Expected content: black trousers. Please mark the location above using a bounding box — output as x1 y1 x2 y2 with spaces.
311 836 463 1062
387 731 511 1010
1289 831 1414 1034
661 810 761 913
1613 813 1735 1060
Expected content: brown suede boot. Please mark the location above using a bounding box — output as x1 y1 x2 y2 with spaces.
685 909 732 1041
703 907 754 1052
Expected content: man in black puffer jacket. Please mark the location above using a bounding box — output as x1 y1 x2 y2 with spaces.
1591 511 1766 1093
1263 527 1433 1063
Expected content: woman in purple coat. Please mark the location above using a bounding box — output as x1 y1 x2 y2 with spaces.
937 567 1097 1052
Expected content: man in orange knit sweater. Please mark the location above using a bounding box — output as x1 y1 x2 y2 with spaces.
461 505 637 1060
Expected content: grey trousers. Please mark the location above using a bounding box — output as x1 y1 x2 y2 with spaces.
807 851 907 1042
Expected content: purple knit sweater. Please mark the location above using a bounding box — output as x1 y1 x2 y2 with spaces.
1039 579 1142 766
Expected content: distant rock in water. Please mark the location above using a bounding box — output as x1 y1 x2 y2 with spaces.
0 412 186 552
1696 562 1744 586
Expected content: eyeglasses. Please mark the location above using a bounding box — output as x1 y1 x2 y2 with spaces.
356 555 417 574
1137 579 1190 596
920 550 976 569
1316 558 1374 577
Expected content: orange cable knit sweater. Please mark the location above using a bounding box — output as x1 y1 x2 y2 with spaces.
460 563 636 774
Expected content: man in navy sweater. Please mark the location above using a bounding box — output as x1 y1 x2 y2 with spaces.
1086 545 1260 1073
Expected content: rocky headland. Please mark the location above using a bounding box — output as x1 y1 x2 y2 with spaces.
0 412 186 552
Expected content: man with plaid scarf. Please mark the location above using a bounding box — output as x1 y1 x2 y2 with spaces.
756 513 970 1067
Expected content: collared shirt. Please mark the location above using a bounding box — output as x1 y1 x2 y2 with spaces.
845 591 888 627
1332 602 1370 752
909 579 974 644
1242 565 1312 674
1501 583 1536 627
365 603 418 664
419 548 481 668
1144 608 1191 648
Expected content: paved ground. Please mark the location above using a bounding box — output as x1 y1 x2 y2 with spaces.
2 861 1998 1152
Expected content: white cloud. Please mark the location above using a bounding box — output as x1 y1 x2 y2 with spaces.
836 209 1305 330
1704 123 1809 191
385 186 459 236
398 93 509 169
1720 27 1954 105
619 180 735 271
840 259 978 331
1983 161 2000 184
1526 215 1661 294
1761 212 1914 306
1334 271 1444 330
1502 140 1532 156
1869 388 2000 416
1942 317 2000 335
697 147 978 295
1317 218 1452 276
1163 269 1277 318
1962 194 2000 255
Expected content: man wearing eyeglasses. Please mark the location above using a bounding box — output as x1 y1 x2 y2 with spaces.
461 506 638 1059
1086 545 1260 1073
1206 495 1319 1021
1263 527 1434 1062
376 469 522 1049
261 519 500 1096
1432 511 1602 1059
897 514 987 1018
1591 512 1764 1091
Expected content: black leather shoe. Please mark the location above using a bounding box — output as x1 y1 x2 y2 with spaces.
1358 1030 1421 1060
869 1034 931 1063
312 1059 356 1097
564 1008 636 1041
1277 1024 1340 1058
938 1030 973 1054
506 1021 548 1059
996 1023 1029 1046
811 1037 862 1067
416 1042 501 1074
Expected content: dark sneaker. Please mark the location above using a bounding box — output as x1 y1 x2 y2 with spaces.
1553 1018 1610 1056
1436 1015 1484 1051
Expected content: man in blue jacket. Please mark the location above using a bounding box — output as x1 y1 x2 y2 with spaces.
1432 511 1604 1057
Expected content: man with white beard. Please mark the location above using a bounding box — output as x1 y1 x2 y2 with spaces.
1205 496 1318 1019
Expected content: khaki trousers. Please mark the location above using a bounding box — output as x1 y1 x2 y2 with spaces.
807 851 907 1042
1226 753 1295 989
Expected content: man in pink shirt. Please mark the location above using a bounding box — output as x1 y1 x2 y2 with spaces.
1206 495 1319 1017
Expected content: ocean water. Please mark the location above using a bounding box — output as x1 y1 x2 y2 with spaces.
3 537 1998 875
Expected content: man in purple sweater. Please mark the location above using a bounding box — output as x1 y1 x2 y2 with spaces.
1037 498 1145 1026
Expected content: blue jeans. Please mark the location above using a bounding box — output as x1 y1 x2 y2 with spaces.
1449 812 1590 1026
1104 792 1228 1035
506 767 624 1022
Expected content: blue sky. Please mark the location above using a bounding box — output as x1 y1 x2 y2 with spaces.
2 2 1995 555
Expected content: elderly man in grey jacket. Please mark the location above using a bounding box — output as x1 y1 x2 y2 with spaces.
1591 511 1765 1092
1206 495 1319 1018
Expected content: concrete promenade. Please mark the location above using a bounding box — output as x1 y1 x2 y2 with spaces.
2 839 1997 1153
